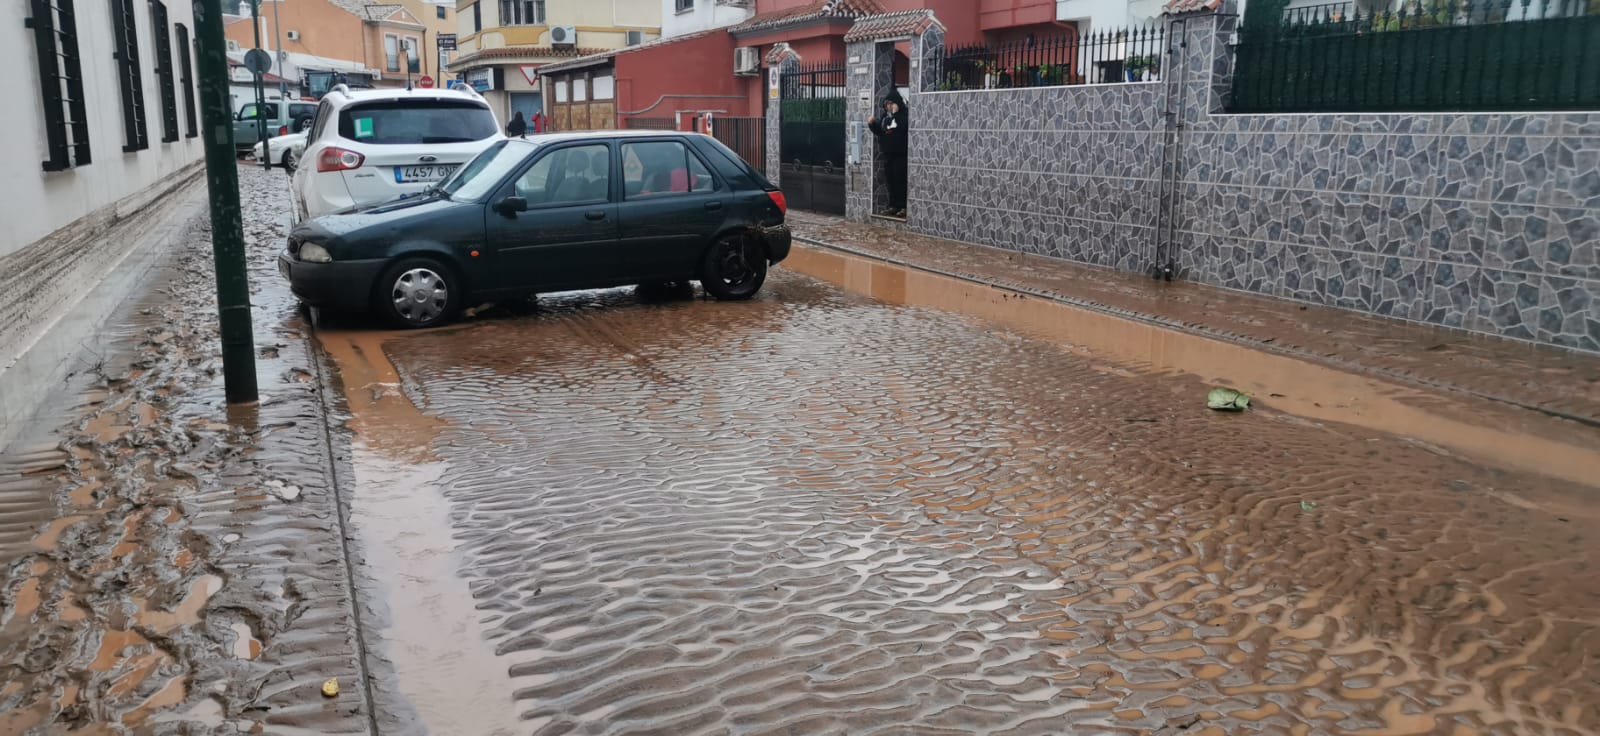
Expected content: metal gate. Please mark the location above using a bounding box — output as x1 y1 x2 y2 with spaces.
711 117 766 175
779 63 846 215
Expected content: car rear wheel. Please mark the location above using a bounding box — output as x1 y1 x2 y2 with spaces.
280 150 296 173
699 234 766 301
375 257 460 329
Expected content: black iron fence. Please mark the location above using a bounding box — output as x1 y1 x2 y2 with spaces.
711 116 766 174
1232 0 1600 112
937 26 1166 91
625 116 677 130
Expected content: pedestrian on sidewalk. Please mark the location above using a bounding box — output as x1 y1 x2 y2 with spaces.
868 90 910 218
507 111 528 138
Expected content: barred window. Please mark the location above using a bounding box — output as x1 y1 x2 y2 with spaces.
110 0 148 152
27 0 91 171
151 0 178 143
385 34 399 72
500 0 545 25
175 23 196 138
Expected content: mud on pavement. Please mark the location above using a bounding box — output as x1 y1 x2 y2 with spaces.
0 166 373 734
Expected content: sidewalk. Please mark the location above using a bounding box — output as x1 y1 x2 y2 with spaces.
787 212 1600 426
0 166 371 733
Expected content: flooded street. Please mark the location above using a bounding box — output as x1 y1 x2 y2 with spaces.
1 163 1596 735
324 251 1599 731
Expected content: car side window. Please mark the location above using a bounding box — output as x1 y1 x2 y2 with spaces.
623 141 715 200
310 101 333 140
514 144 610 207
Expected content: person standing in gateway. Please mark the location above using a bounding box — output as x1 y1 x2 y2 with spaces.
868 90 910 218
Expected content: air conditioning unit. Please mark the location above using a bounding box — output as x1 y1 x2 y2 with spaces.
626 30 645 45
370 70 383 81
285 30 300 41
549 26 577 46
226 39 241 52
733 46 759 75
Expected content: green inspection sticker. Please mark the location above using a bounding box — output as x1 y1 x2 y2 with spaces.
353 117 374 138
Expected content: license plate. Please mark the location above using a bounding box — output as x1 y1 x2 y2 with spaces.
394 164 457 183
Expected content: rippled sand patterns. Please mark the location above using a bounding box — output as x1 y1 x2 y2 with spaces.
343 273 1599 735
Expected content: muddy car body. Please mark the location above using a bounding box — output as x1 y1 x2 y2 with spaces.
280 131 791 327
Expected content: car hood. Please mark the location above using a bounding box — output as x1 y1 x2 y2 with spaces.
291 194 470 245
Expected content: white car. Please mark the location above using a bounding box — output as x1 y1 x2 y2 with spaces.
252 130 307 171
290 85 503 222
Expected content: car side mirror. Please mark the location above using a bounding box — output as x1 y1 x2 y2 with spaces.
495 196 528 216
233 111 242 121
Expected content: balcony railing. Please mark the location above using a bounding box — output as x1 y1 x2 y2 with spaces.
937 26 1167 92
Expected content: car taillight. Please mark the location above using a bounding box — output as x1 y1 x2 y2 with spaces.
278 126 288 137
317 147 365 173
767 190 787 216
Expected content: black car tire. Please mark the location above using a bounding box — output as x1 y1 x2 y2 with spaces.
280 150 296 173
375 257 461 329
700 234 767 301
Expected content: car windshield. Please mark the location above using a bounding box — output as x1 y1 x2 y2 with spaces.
338 100 498 145
440 140 534 201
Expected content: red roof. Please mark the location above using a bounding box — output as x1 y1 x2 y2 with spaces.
448 45 610 68
842 9 943 42
1164 0 1223 14
732 0 884 35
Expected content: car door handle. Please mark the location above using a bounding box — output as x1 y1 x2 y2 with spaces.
704 201 724 211
584 210 607 221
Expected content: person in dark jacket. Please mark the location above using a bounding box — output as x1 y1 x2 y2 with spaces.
867 90 909 217
507 111 527 138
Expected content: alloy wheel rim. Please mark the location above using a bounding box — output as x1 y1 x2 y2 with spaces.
719 241 753 287
391 268 448 324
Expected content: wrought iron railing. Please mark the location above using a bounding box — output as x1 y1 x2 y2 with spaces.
711 116 766 174
1233 0 1600 112
936 26 1166 91
624 117 676 130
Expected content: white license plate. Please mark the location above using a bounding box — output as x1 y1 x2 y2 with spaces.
394 164 457 183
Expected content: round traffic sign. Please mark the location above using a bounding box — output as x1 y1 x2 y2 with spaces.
243 48 273 75
418 75 435 89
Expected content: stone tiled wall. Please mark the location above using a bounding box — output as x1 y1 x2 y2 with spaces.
907 84 1166 272
895 7 1600 352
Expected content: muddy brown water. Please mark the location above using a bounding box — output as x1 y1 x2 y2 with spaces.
318 250 1599 734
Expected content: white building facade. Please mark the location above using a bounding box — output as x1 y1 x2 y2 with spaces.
2 0 207 444
661 0 754 38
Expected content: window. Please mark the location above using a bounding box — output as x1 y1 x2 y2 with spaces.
623 141 714 199
27 0 91 171
309 100 333 140
499 0 545 25
473 3 481 32
110 0 148 152
675 0 694 12
625 30 644 45
237 102 265 120
404 37 420 74
515 144 610 206
385 34 399 72
573 78 587 102
554 80 568 103
338 100 498 145
150 0 178 143
175 23 196 138
436 5 446 19
592 75 614 100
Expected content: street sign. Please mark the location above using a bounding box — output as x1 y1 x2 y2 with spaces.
437 33 457 51
418 75 435 89
243 48 273 75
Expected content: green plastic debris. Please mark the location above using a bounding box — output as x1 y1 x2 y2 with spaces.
1300 500 1317 512
1207 387 1251 411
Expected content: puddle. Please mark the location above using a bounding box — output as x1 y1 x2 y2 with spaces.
319 329 523 736
784 245 1600 497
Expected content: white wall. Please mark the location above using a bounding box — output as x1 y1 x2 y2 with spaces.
4 1 206 258
1057 0 1163 31
661 0 754 38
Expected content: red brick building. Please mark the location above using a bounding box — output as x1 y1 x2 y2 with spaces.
537 0 1074 132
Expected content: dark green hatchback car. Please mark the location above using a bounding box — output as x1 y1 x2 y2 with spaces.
281 131 791 327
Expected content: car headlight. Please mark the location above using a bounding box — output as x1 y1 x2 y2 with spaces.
299 243 332 263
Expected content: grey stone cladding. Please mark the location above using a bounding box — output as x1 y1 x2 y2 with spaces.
889 9 1600 352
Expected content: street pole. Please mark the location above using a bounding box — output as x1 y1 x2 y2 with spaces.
194 0 260 404
250 0 269 169
271 0 288 104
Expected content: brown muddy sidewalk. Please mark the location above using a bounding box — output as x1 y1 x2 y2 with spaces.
0 166 373 734
787 212 1600 426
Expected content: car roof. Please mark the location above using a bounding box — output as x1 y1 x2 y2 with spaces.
506 130 711 145
325 87 489 108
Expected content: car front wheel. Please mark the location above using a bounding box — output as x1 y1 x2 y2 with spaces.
376 258 460 329
700 234 767 301
281 150 296 173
